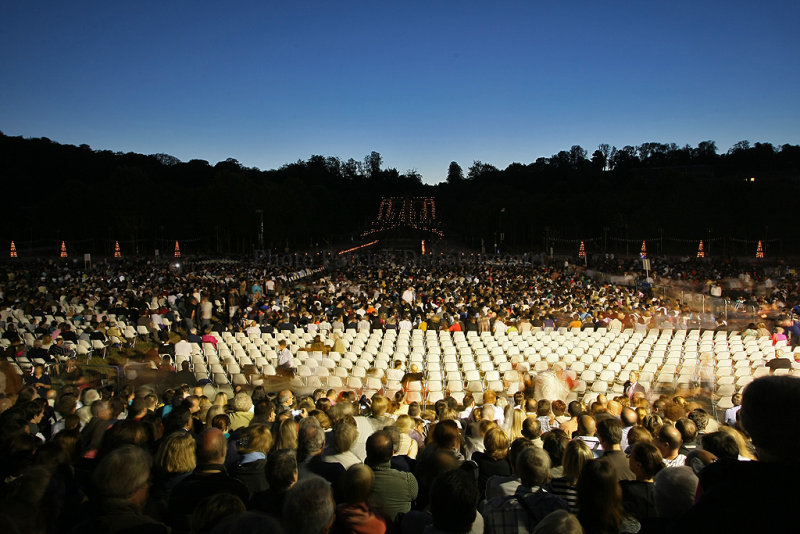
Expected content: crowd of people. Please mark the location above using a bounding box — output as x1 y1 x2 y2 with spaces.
0 255 799 533
0 362 797 533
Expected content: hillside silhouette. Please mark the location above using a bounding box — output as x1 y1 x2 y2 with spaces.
2 132 798 257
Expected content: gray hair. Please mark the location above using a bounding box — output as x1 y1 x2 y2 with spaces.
92 445 151 501
654 466 698 518
283 477 335 534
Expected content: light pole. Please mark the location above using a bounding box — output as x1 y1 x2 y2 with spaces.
256 209 264 251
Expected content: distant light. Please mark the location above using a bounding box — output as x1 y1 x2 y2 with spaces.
750 177 756 182
174 263 181 268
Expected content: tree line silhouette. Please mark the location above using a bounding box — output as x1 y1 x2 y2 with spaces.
2 131 798 258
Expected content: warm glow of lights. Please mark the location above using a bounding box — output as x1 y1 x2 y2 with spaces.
174 241 181 258
338 240 379 255
60 241 67 258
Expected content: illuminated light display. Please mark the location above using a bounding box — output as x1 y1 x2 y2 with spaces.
578 241 585 258
421 239 426 255
114 241 121 258
756 240 764 259
697 240 705 259
640 241 647 259
338 240 379 255
362 197 445 238
174 241 181 258
10 241 17 258
60 241 67 258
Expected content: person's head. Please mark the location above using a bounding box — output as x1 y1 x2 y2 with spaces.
595 416 623 449
429 467 480 532
92 445 152 508
233 392 253 413
537 399 551 417
562 439 594 484
239 424 273 455
365 430 394 465
431 419 462 451
577 415 596 437
509 437 537 473
522 416 542 440
568 400 583 419
655 424 682 458
516 446 551 487
532 510 584 534
641 413 663 436
297 420 326 460
266 449 298 492
552 400 567 418
191 493 247 534
213 392 229 407
542 429 569 468
577 460 623 532
628 441 664 481
370 395 389 417
653 466 698 518
332 416 358 454
196 428 228 465
688 409 709 432
154 431 196 475
340 463 374 504
740 375 800 462
620 407 637 428
675 417 698 445
282 477 335 534
700 431 740 461
483 390 497 405
484 427 510 460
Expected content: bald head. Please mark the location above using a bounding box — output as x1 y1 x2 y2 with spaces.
365 430 394 465
197 428 227 464
657 424 682 454
621 407 638 427
577 415 596 437
606 400 622 417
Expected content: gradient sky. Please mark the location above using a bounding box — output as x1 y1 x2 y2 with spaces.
2 1 798 183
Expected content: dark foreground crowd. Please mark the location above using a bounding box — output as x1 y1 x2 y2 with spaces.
0 371 798 534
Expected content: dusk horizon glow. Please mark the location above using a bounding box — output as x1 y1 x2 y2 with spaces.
2 1 798 184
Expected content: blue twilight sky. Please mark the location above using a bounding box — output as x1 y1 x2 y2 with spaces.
2 1 799 184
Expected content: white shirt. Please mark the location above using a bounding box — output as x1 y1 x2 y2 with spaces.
277 347 294 368
724 405 741 426
174 340 192 357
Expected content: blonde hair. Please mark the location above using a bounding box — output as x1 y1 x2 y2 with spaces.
272 417 298 451
508 409 526 441
718 426 756 460
395 414 414 434
155 431 196 475
484 427 510 460
213 392 229 407
562 439 593 484
206 405 226 426
239 424 273 454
